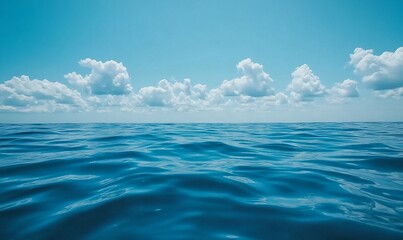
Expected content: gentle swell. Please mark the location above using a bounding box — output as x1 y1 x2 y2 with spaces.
0 122 402 240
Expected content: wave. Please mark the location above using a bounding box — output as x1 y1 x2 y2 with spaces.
0 122 402 239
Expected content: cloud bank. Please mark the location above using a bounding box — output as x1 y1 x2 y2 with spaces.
1 48 400 113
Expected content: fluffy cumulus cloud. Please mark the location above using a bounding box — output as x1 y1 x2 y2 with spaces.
0 76 86 112
350 47 403 90
138 79 212 110
331 79 359 97
327 79 359 102
65 58 133 95
287 64 326 102
219 58 274 97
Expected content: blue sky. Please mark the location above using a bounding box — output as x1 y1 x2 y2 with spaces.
0 0 402 122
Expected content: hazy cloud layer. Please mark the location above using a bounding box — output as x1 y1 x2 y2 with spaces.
374 87 403 99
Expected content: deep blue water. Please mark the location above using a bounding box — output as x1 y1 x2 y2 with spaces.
0 122 402 239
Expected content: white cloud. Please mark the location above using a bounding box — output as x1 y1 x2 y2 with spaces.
138 81 172 107
138 79 212 110
0 75 87 112
349 47 403 90
65 58 133 95
3 54 391 114
219 58 274 97
287 64 326 102
374 87 403 99
327 79 359 103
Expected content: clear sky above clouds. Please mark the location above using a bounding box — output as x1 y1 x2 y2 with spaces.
0 0 402 122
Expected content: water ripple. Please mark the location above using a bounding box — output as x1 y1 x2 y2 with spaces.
0 122 402 239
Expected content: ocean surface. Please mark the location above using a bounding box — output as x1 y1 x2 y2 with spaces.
0 122 402 240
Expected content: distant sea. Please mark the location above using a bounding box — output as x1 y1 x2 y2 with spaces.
0 122 402 239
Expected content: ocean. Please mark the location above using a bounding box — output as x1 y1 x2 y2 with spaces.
0 122 402 239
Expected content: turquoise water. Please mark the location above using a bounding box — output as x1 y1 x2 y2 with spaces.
0 123 402 239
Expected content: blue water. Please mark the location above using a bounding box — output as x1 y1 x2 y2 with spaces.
0 123 402 239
